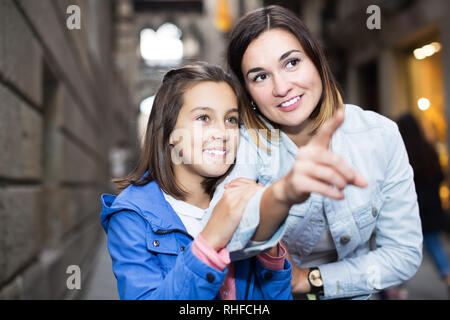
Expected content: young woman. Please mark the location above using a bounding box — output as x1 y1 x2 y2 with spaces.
100 63 292 300
206 5 423 300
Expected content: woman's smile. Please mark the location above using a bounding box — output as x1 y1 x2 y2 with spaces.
277 94 304 112
242 28 323 128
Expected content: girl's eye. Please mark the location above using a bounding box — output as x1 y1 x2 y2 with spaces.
196 114 210 122
286 58 300 69
226 116 239 125
253 73 268 83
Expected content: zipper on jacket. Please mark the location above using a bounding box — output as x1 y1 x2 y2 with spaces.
244 257 255 300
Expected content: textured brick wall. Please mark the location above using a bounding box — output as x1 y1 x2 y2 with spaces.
0 0 136 299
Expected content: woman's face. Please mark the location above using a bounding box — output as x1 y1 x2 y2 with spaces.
170 81 240 179
241 28 323 129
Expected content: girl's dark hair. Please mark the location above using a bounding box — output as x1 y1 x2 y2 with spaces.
227 5 343 150
112 62 244 200
397 113 443 182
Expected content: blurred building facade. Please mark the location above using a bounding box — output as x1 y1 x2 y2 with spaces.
0 0 264 300
268 0 450 213
1 0 449 300
0 0 137 299
325 0 450 212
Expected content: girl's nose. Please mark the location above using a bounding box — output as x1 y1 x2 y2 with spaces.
210 125 228 141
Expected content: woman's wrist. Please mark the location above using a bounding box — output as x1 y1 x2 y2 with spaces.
271 178 295 209
292 267 312 293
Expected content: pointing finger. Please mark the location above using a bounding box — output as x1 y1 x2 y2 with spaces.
311 109 344 148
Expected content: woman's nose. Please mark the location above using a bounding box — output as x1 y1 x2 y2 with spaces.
272 74 292 97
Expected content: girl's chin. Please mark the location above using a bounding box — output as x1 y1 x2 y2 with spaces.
198 163 233 178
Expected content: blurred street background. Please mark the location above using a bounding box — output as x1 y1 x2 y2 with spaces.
1 0 450 300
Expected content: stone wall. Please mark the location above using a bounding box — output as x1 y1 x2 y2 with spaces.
0 0 137 299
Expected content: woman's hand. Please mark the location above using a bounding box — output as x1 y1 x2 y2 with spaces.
277 109 368 207
200 178 263 251
252 109 368 242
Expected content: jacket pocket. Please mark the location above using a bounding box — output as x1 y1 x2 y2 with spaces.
147 230 193 253
351 184 384 243
146 231 192 274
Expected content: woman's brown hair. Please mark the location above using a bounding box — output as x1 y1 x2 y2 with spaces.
227 5 343 149
112 62 245 200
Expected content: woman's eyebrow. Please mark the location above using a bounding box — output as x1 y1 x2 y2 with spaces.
246 67 264 77
245 50 302 77
279 49 302 61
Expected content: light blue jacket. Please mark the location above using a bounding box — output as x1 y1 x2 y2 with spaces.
212 104 423 299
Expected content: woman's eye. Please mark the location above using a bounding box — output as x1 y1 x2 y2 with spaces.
286 58 300 69
196 114 210 122
253 73 268 82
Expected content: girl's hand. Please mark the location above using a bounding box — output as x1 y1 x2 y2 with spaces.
200 178 263 251
277 109 368 207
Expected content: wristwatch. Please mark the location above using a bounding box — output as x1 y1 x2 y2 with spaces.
307 267 324 295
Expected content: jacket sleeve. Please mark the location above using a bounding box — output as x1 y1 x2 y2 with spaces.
252 257 293 300
319 121 423 299
106 210 228 300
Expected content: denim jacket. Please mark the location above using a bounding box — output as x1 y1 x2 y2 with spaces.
100 181 292 300
210 104 423 299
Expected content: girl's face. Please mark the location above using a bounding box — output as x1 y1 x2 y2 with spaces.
170 81 240 179
241 28 323 130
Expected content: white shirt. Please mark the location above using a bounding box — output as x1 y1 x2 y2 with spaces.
162 192 208 238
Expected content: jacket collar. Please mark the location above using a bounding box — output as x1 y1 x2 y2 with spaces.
100 178 189 235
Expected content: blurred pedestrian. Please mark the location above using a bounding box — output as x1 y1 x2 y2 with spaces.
397 113 450 298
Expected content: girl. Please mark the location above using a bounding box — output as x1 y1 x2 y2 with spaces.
100 62 292 300
206 5 423 300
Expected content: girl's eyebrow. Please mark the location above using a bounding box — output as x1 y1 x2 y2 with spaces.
190 106 213 113
190 107 238 114
245 49 302 77
225 108 239 114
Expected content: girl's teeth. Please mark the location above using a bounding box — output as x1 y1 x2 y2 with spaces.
280 96 300 107
205 150 226 156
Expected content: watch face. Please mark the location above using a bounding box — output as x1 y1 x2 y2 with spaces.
309 269 323 287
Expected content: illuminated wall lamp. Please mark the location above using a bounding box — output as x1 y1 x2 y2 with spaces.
413 42 441 60
418 97 431 111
